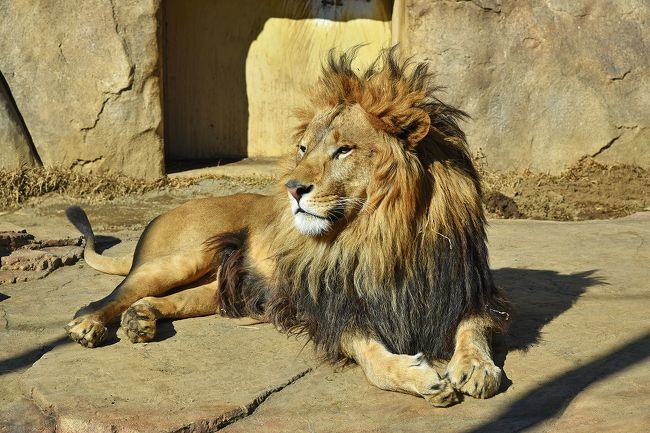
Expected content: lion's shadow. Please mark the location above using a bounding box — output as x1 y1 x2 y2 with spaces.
491 268 602 366
94 235 121 254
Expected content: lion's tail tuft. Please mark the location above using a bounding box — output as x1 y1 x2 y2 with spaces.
65 206 133 276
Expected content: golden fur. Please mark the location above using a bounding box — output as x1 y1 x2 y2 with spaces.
65 47 509 406
259 48 508 363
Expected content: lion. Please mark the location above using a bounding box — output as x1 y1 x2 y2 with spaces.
64 47 510 407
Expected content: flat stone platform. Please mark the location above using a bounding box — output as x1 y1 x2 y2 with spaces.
1 206 649 432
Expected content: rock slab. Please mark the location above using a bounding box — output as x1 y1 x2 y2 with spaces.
0 231 82 284
21 317 315 433
222 214 650 432
3 192 650 432
0 75 38 170
0 0 164 179
401 0 650 172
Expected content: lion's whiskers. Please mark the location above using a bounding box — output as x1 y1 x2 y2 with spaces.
338 197 374 214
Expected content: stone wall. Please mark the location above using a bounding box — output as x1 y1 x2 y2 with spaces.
0 74 38 169
0 0 164 179
0 0 647 178
399 0 650 173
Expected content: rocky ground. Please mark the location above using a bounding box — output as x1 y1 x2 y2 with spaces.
480 157 650 220
1 163 649 432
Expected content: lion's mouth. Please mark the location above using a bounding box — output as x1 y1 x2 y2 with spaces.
290 199 347 236
296 206 345 223
295 208 327 220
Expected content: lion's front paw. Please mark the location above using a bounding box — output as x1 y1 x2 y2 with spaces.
65 316 107 348
422 378 460 407
446 353 502 399
121 301 158 343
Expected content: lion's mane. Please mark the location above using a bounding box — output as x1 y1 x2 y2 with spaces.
213 47 509 362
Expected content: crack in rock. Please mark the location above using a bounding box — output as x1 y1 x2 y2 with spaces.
80 96 110 132
70 156 104 168
171 368 313 433
57 41 67 64
610 69 631 81
0 308 8 329
456 0 502 13
592 125 646 158
80 70 134 133
591 135 621 158
80 0 135 134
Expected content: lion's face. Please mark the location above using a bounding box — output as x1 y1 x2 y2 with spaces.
283 104 384 236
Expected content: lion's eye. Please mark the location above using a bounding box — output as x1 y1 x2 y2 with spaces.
297 145 306 157
334 146 353 160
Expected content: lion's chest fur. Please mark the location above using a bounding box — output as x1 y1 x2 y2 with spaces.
243 226 500 363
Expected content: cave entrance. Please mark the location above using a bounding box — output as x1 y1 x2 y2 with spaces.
162 0 394 173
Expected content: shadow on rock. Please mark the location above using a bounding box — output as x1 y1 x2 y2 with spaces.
151 320 177 343
0 335 71 376
492 268 603 393
94 235 121 254
492 268 602 353
490 268 602 393
468 331 650 433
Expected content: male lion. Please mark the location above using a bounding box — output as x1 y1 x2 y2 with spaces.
65 47 509 407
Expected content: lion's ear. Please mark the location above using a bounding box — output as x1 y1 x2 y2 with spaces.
399 109 431 148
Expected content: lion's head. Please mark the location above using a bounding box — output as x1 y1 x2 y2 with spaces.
265 47 508 362
281 103 380 236
280 47 478 239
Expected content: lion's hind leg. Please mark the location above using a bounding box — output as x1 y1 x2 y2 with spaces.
121 279 220 343
445 315 502 399
342 335 460 407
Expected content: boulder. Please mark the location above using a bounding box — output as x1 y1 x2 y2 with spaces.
400 0 650 173
0 0 164 179
0 77 38 169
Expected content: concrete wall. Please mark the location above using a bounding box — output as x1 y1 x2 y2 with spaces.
246 5 391 158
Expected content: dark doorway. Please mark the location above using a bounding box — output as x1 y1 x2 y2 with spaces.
163 0 393 170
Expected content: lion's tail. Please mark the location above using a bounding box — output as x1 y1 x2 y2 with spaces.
65 206 133 276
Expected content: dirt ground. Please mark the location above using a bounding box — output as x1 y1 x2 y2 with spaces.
2 157 647 222
480 157 650 221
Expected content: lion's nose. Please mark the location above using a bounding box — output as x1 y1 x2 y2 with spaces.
285 180 313 201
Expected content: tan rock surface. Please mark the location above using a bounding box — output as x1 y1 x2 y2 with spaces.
0 0 164 179
1 187 649 432
222 214 650 432
0 77 38 170
400 0 650 173
23 317 315 433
